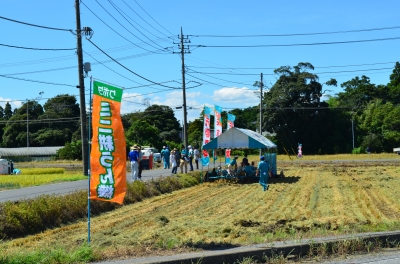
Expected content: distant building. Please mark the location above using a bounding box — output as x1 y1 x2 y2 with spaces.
0 147 64 162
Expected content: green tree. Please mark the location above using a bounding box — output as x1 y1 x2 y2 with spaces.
188 119 203 147
2 100 44 147
261 62 344 154
337 75 388 111
34 95 80 146
358 99 400 152
142 105 180 132
56 140 82 160
4 102 12 120
387 62 400 104
125 120 161 149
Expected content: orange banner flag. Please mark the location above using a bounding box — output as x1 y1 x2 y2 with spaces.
90 81 126 204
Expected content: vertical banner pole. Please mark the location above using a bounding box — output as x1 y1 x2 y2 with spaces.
88 77 92 245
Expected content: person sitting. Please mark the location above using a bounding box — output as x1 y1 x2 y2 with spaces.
241 155 249 167
228 156 238 174
244 163 255 177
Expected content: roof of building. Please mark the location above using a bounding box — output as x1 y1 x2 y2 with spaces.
0 147 64 157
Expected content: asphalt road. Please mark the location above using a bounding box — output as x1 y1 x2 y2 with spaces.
319 249 400 263
0 168 192 203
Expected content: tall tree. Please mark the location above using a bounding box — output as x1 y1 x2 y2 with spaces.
387 62 400 104
262 62 344 154
32 95 80 146
125 120 161 150
2 100 44 147
4 102 12 120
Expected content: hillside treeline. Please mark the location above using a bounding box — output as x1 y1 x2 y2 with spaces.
1 62 399 156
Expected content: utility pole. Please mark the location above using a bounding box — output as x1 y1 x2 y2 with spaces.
75 0 89 176
176 27 190 152
260 73 263 155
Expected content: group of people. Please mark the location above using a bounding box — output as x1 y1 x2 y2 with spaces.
228 155 271 191
128 144 201 182
161 145 200 175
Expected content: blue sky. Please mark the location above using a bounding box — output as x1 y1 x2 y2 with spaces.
1 0 399 123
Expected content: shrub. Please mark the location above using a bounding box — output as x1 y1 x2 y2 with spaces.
352 147 361 154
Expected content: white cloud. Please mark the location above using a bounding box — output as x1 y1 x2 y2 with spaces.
213 87 259 105
0 97 22 110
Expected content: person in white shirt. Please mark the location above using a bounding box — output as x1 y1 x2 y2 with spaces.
193 146 200 170
170 149 178 174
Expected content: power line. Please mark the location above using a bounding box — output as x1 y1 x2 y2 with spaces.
186 68 255 86
95 0 167 52
122 0 172 39
189 66 397 76
0 43 75 51
0 15 73 32
108 0 171 47
193 36 400 48
0 74 76 87
81 0 164 54
86 38 200 89
193 25 400 37
187 60 400 70
132 0 174 36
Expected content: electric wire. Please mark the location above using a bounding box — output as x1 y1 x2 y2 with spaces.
193 25 400 37
0 74 75 87
81 0 164 54
132 0 174 36
85 50 171 91
108 0 171 46
193 36 400 48
94 0 167 53
187 60 400 70
122 0 172 38
86 38 201 89
188 66 397 76
0 43 75 51
0 15 73 32
186 68 255 86
105 0 168 51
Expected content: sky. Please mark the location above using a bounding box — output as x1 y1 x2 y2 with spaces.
1 0 400 124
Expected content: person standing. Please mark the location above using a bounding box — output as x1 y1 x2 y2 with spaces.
171 148 178 174
163 146 171 169
179 145 188 174
194 146 200 170
137 146 143 180
128 145 140 182
160 146 166 166
256 156 270 191
188 145 194 171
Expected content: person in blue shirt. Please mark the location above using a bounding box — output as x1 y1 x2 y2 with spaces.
163 147 171 169
228 156 238 174
256 156 270 191
128 145 140 181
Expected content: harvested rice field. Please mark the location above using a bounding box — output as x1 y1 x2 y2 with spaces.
1 160 400 261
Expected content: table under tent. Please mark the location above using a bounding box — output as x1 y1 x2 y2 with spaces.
202 127 277 181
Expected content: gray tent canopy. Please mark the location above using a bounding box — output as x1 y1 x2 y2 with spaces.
203 127 277 149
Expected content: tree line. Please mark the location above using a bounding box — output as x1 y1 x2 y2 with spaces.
1 61 399 158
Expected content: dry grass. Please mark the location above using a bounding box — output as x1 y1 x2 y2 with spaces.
2 161 400 262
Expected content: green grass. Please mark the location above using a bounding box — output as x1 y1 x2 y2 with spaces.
0 173 86 189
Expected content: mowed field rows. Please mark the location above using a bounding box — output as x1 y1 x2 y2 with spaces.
2 162 400 260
